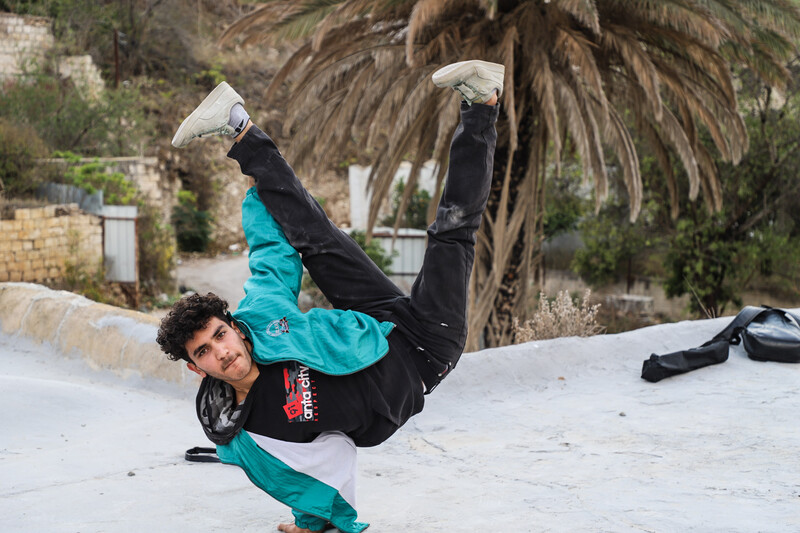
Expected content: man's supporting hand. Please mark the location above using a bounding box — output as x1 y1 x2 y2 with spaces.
277 522 321 533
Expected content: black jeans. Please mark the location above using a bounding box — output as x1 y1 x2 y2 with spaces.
228 102 498 392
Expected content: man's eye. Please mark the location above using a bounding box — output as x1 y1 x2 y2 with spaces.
198 347 207 357
218 331 226 339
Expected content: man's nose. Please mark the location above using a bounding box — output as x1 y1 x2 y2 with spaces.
214 343 229 359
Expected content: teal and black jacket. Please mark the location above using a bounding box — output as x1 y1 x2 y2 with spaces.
196 189 394 532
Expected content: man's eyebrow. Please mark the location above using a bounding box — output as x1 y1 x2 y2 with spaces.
192 324 226 358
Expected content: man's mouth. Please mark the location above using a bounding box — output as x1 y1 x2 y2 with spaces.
223 354 238 371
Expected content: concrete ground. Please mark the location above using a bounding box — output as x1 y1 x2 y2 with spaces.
1 283 799 532
175 254 250 310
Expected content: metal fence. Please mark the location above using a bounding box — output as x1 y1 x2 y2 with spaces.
371 227 427 291
101 205 138 283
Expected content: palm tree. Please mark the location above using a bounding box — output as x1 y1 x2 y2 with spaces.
221 0 800 349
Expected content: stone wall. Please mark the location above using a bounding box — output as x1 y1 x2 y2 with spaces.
40 156 179 222
103 157 179 221
0 282 194 384
0 13 54 81
0 204 102 283
0 13 104 97
55 54 105 99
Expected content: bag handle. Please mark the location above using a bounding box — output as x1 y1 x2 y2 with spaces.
710 306 773 345
185 446 221 463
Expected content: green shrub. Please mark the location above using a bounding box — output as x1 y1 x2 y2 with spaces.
348 230 396 275
380 179 431 230
53 151 137 205
172 190 212 253
137 202 176 297
0 120 49 198
0 59 151 157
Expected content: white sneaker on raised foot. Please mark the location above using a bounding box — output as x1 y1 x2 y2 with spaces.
432 60 504 105
171 81 244 148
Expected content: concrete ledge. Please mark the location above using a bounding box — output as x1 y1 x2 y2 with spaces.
0 282 195 385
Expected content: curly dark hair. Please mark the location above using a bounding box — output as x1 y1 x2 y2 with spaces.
156 292 230 363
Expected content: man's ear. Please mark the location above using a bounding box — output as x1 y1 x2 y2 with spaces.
186 362 207 378
231 322 246 340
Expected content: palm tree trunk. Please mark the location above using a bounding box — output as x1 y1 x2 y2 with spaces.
467 109 546 349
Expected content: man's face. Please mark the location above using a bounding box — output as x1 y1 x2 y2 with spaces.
184 316 255 384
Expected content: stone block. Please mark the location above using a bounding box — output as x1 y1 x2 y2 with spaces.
58 305 152 375
0 283 39 334
121 335 185 383
17 288 88 343
9 271 22 282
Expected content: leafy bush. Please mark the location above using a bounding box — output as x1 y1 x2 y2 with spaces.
0 120 49 198
59 229 126 307
0 59 151 157
53 151 137 204
137 202 176 297
348 230 396 275
513 290 605 342
380 179 431 230
172 190 212 253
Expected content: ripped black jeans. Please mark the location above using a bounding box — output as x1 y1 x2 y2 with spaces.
228 101 498 393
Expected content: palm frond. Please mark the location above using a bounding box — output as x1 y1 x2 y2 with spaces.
406 0 456 64
555 0 601 35
225 0 800 347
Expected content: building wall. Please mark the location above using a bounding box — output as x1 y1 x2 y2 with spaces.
103 157 179 221
0 13 104 96
0 13 54 80
0 204 102 283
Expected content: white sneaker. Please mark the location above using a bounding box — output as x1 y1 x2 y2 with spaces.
171 82 244 148
432 60 505 105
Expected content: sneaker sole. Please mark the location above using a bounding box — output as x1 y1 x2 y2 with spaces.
431 60 505 97
171 82 244 148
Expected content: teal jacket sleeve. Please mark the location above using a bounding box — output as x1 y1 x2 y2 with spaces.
233 187 394 375
241 187 302 304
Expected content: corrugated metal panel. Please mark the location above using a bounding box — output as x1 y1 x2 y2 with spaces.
102 205 137 283
38 182 104 214
373 227 427 289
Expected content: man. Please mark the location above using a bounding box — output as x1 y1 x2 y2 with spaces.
157 60 504 533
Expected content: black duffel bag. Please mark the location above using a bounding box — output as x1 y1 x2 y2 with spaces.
741 308 800 363
642 306 800 382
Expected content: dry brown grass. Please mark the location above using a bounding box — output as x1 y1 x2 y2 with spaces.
513 289 605 343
